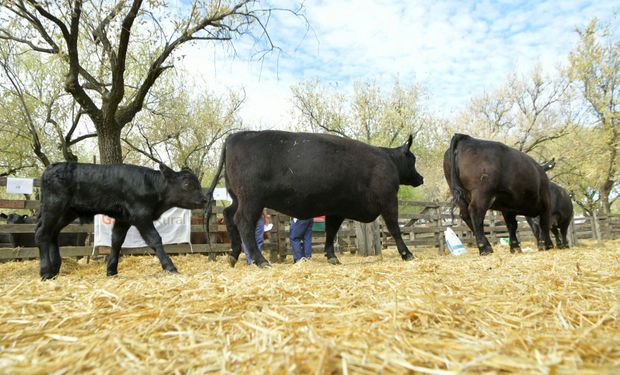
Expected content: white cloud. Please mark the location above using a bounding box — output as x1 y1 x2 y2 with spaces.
176 0 618 127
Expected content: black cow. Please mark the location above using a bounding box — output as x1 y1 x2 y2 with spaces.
206 130 424 268
443 133 554 255
36 162 207 279
0 213 90 248
525 160 574 248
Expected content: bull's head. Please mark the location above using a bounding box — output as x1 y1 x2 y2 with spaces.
400 134 424 187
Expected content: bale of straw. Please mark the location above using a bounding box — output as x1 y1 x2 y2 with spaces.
0 241 618 373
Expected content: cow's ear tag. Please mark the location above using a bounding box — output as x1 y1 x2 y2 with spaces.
159 163 175 180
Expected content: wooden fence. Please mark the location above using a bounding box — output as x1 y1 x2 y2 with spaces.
0 177 617 261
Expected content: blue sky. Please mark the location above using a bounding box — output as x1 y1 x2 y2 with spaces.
179 0 618 128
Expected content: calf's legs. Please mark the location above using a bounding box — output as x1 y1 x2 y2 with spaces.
136 222 178 273
35 211 77 280
107 221 130 276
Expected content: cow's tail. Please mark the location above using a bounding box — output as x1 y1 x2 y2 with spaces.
448 133 468 223
204 144 227 249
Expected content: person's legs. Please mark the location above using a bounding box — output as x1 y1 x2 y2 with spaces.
301 219 314 259
242 216 265 265
290 220 304 262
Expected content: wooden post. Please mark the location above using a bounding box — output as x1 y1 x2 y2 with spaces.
355 219 381 256
436 206 445 255
489 210 497 245
568 219 577 247
207 210 217 261
592 211 602 242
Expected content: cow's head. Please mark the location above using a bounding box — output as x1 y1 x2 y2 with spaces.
5 213 32 224
399 135 424 187
160 163 208 209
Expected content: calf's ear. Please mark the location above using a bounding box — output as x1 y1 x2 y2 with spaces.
159 163 176 180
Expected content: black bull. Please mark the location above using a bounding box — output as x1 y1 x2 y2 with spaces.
207 130 424 267
443 133 554 254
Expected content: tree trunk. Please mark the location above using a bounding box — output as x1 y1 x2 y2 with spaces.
599 181 612 215
97 126 123 164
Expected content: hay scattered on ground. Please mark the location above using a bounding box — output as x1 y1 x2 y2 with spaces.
0 241 619 374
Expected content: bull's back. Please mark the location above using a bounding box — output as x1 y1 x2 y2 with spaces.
225 131 397 219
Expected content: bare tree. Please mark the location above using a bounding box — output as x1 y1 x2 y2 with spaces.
464 66 572 160
1 0 304 163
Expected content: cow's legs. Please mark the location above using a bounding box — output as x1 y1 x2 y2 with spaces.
107 221 130 276
502 211 522 253
324 215 344 265
537 209 554 251
223 199 243 267
558 221 570 249
382 199 414 261
135 222 178 273
457 199 474 232
234 203 269 268
468 191 493 255
36 211 75 280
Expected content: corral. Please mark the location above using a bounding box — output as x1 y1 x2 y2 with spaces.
0 241 618 373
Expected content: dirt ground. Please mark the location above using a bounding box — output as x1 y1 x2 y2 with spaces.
0 240 618 374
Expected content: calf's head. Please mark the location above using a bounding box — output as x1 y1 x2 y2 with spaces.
160 164 208 209
399 135 424 187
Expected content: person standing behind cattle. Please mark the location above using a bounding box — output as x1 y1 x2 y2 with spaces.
36 162 207 280
241 210 270 264
290 217 314 262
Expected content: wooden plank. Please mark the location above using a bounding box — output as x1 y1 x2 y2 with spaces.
95 243 231 255
0 246 92 260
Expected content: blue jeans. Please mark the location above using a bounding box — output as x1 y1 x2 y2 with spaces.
290 218 313 262
241 216 264 264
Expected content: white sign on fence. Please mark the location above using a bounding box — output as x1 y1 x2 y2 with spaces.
6 177 34 194
93 207 191 248
212 187 232 202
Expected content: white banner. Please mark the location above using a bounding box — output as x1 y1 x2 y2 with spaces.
6 177 34 194
94 207 191 248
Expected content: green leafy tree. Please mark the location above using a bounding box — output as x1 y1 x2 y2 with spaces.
568 18 619 214
459 65 572 161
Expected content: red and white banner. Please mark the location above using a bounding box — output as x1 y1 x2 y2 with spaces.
93 207 191 248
